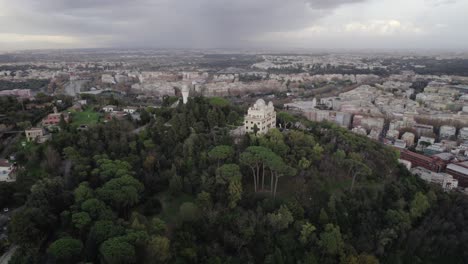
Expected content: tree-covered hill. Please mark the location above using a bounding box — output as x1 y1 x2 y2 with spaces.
5 97 468 264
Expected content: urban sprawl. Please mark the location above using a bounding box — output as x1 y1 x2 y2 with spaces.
2 49 468 193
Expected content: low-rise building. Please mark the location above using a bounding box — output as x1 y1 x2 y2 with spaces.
105 111 127 121
0 159 15 182
394 139 407 149
386 129 399 140
103 105 117 113
441 140 458 151
115 74 128 83
25 127 44 142
101 74 115 84
43 113 69 126
446 161 468 187
440 125 456 139
302 109 352 128
413 124 434 137
459 127 468 140
352 115 363 127
25 127 49 143
399 149 446 172
0 89 31 99
351 126 367 136
398 159 412 170
335 112 352 128
411 166 458 191
401 132 416 147
123 107 138 114
390 117 415 131
354 116 385 133
424 143 446 155
417 136 436 151
42 108 69 127
368 129 380 140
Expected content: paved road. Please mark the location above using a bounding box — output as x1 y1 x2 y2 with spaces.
0 245 17 264
0 207 23 264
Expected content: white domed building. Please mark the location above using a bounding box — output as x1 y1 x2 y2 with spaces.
244 99 276 134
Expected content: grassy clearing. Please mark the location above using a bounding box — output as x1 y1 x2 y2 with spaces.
209 97 230 108
71 108 101 126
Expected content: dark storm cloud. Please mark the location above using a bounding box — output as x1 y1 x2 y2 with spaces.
3 0 367 48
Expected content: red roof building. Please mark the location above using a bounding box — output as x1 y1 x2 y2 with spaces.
42 113 69 126
399 149 447 173
446 161 468 187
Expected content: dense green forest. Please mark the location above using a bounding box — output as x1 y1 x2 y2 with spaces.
4 97 468 264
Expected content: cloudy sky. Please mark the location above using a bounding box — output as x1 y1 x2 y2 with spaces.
0 0 467 51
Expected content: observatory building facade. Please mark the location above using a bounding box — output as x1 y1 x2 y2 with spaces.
244 99 276 134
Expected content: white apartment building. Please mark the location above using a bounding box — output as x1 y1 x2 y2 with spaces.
25 127 44 142
123 107 138 114
440 125 456 139
0 159 14 182
411 167 458 191
459 127 468 140
401 132 416 147
103 105 117 112
25 127 49 143
244 99 276 134
386 129 399 140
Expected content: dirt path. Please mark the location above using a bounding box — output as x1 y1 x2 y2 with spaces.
0 245 18 264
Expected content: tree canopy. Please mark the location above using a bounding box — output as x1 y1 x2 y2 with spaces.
6 96 468 263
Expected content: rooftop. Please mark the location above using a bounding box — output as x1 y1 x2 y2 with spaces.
0 159 10 167
447 163 468 176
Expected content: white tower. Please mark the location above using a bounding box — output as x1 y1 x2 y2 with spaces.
182 84 189 104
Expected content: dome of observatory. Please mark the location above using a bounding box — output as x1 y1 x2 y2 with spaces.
255 99 266 108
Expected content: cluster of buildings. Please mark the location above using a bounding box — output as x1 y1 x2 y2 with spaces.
286 85 398 140
130 69 286 97
41 107 69 127
252 54 387 71
285 80 468 192
0 89 32 99
394 128 468 191
415 81 467 111
0 69 54 81
397 148 468 191
102 105 140 121
24 127 50 143
22 107 68 144
101 73 131 84
411 166 458 191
